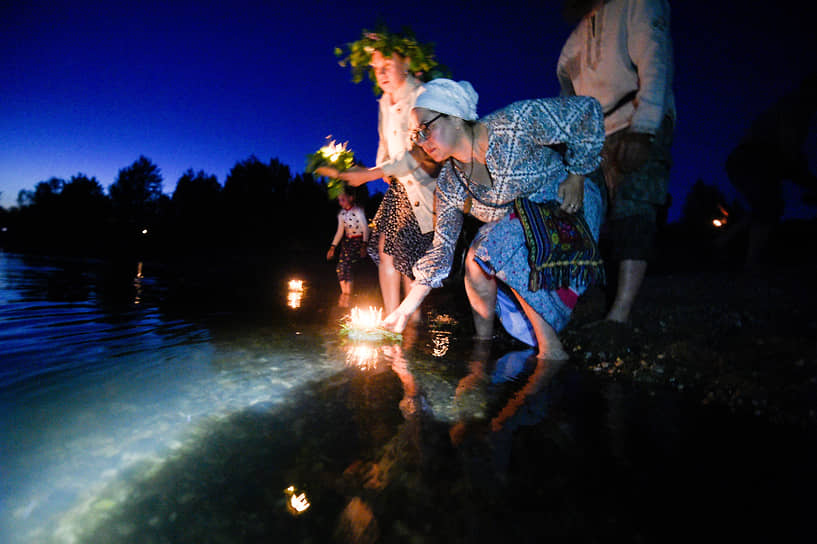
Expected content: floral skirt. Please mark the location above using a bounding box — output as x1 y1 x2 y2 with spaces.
368 181 433 279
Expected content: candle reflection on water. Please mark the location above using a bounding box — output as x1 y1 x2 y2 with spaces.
284 486 311 515
431 331 451 357
287 278 305 309
345 344 381 371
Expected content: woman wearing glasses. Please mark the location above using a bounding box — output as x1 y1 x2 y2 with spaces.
382 79 606 360
317 30 442 322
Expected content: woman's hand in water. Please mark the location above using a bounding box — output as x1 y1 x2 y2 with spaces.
382 309 410 333
381 284 432 333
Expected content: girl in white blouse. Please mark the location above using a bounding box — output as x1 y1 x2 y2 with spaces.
327 189 370 299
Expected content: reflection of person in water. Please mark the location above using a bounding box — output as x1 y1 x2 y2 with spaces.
334 328 450 544
335 339 569 542
450 348 566 484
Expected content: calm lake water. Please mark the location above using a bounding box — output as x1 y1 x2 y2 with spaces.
0 250 814 543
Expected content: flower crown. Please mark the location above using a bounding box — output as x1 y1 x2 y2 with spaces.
335 25 448 95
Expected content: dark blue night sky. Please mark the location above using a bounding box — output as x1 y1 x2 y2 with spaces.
2 1 815 222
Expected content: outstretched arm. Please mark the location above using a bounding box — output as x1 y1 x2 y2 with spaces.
314 165 387 187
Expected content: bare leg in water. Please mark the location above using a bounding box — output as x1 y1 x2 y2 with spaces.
377 235 401 315
464 245 567 359
378 235 421 323
606 258 647 324
509 288 569 360
463 245 496 340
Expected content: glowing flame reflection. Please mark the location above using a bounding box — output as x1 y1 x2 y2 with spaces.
287 278 305 309
431 331 451 357
346 344 380 370
284 485 311 515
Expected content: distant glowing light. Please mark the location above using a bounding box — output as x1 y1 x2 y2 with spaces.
284 486 311 515
141 228 148 235
712 219 725 228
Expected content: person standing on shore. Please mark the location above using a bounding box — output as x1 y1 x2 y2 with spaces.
557 0 676 325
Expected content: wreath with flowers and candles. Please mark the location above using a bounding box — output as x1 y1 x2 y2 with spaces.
335 25 449 95
305 139 357 199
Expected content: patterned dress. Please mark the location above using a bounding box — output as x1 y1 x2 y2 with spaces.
368 182 433 279
413 97 605 345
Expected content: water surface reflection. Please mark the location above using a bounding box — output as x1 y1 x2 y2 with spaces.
0 251 814 543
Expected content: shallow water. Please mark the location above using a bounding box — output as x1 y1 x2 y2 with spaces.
0 250 814 543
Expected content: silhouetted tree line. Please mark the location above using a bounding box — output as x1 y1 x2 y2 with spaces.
0 155 381 259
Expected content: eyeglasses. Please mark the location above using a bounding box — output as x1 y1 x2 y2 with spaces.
410 113 444 144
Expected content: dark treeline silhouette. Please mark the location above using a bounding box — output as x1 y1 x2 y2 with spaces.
0 155 382 260
1 158 813 274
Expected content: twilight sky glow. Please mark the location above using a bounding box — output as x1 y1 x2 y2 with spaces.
2 1 815 222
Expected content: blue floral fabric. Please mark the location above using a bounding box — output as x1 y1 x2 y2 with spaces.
412 97 605 338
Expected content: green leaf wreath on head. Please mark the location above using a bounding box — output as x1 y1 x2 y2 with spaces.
335 25 449 95
305 139 357 199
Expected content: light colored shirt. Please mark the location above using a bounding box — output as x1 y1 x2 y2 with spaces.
376 76 437 233
557 0 675 136
331 205 369 246
413 97 605 288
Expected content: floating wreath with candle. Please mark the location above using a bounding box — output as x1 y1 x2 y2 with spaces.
305 139 356 199
340 306 402 343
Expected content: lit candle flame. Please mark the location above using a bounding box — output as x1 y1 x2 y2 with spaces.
320 140 350 164
288 279 304 291
350 306 383 329
712 218 724 228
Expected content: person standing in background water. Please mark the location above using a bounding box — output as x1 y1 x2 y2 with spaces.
558 0 676 326
317 28 444 323
327 186 370 306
